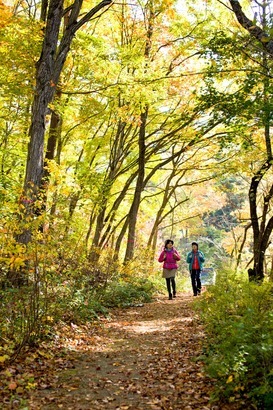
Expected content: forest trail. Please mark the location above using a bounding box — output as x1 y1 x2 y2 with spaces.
28 294 240 410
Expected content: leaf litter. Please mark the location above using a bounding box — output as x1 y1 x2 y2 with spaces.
2 294 249 409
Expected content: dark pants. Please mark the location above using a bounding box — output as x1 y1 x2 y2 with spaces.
166 277 176 296
190 269 201 295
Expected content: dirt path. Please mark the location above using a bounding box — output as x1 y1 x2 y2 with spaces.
28 294 239 410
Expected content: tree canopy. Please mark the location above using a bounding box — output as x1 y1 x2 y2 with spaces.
1 0 273 377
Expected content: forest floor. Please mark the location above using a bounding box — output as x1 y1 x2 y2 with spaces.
3 293 251 409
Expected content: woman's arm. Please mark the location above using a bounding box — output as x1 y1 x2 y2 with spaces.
186 252 192 263
173 249 180 261
158 251 166 262
198 251 205 262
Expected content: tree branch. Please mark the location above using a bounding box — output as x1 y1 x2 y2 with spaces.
229 0 273 56
73 0 113 32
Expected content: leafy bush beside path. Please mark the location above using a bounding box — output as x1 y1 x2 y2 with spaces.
197 269 273 409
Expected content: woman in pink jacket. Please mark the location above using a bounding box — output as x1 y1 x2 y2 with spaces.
158 239 180 300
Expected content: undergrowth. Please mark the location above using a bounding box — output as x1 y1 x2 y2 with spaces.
196 268 273 409
0 235 160 363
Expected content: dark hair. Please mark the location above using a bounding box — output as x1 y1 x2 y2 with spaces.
191 242 198 248
165 239 174 247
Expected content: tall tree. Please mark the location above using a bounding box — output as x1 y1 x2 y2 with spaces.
228 0 273 279
19 0 112 244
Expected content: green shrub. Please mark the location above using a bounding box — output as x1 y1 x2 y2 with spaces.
197 267 273 408
100 278 155 308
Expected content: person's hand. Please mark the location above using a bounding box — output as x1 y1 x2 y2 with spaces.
163 252 167 260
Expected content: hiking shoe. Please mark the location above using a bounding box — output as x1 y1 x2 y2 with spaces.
173 293 176 298
168 294 173 300
193 293 197 296
197 289 201 295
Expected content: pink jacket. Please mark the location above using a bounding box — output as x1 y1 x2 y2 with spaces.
158 249 180 270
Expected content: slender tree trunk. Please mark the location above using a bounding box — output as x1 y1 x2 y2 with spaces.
98 171 138 249
151 226 158 258
122 2 154 262
269 256 273 281
85 209 96 249
249 164 267 280
41 92 62 212
124 108 147 262
229 0 273 280
236 222 251 269
114 217 129 259
89 207 107 262
88 117 129 259
147 172 175 248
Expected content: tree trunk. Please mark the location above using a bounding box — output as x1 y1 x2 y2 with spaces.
24 0 64 196
228 0 273 279
18 0 112 245
249 163 270 280
236 222 251 270
88 117 132 259
229 0 273 56
89 207 107 262
124 108 147 262
151 226 158 258
147 171 175 248
41 94 62 218
114 217 129 260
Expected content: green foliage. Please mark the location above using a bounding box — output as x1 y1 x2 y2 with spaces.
100 278 155 308
196 268 273 408
56 290 109 322
0 13 42 206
